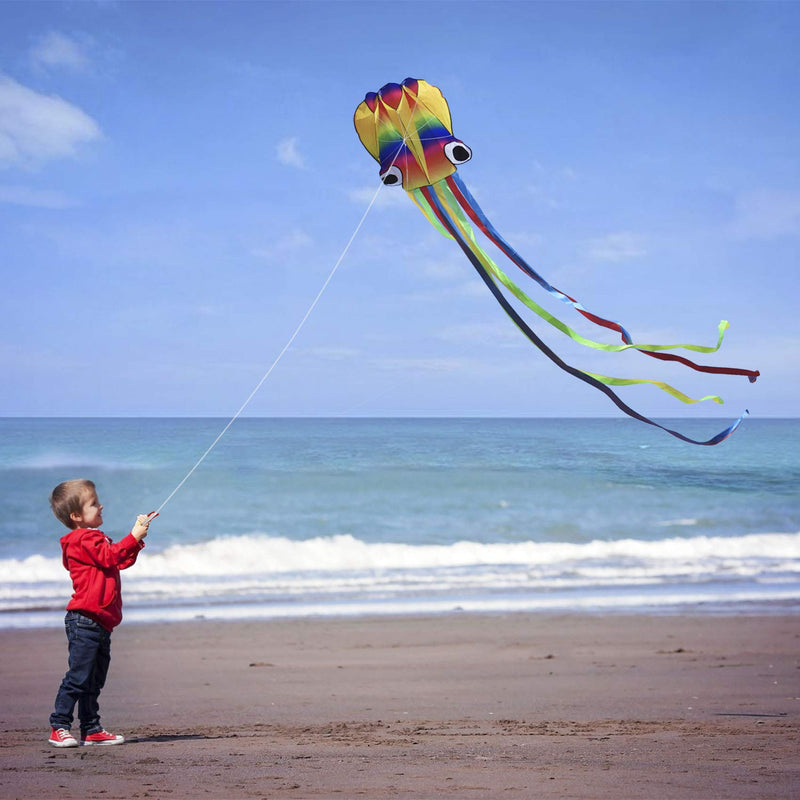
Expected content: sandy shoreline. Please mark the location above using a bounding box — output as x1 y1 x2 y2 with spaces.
1 612 798 799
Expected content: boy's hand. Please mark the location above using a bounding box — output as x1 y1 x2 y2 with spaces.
132 513 153 541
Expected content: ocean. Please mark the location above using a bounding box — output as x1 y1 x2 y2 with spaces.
1 417 798 628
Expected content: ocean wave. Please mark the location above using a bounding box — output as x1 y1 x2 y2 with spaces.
3 530 799 585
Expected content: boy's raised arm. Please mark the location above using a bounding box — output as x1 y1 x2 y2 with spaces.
76 527 145 569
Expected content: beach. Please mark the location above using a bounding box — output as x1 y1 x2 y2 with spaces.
3 420 798 798
1 612 797 799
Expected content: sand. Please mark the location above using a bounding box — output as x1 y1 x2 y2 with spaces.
1 612 798 799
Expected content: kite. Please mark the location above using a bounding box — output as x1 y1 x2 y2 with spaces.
354 78 759 445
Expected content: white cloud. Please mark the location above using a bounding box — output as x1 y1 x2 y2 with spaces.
276 136 306 169
0 76 101 169
418 256 462 281
348 185 409 208
504 230 545 251
30 31 90 72
401 278 486 305
585 231 647 263
457 279 490 298
300 346 361 361
251 228 313 261
729 189 800 240
522 161 578 208
375 356 466 373
523 183 563 209
437 321 525 347
0 183 75 208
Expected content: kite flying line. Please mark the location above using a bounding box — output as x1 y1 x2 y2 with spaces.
151 109 426 518
151 178 390 518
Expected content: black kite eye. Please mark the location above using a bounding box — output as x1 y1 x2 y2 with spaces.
380 166 403 186
444 141 472 165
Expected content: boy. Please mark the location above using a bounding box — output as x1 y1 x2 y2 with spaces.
48 479 152 747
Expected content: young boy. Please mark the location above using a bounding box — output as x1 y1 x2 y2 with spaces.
48 479 152 747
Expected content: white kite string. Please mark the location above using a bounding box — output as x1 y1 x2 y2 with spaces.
152 179 388 516
153 89 424 517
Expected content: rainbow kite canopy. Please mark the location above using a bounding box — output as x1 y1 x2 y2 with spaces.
354 78 472 190
354 78 759 446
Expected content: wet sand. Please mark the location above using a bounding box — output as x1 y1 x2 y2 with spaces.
1 613 798 799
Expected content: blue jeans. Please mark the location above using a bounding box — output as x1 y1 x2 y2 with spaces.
49 611 111 734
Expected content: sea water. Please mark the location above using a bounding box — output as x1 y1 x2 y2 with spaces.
1 417 798 628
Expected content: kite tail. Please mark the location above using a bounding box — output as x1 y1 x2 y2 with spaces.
419 181 725 405
419 183 748 446
446 173 759 384
418 182 730 368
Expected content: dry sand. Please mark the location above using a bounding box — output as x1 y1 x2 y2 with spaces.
1 612 798 799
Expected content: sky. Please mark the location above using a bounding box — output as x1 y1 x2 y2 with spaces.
1 0 798 420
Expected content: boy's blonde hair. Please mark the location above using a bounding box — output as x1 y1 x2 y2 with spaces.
50 479 96 529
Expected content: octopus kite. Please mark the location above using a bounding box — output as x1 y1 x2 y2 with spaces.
354 78 759 445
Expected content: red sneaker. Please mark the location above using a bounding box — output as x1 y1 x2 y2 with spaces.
49 728 78 747
81 729 125 746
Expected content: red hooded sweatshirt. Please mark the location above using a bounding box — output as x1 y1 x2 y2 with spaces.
60 527 145 631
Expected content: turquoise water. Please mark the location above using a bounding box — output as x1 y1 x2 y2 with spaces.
1 417 798 626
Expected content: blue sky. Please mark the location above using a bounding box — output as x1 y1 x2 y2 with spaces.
2 1 798 420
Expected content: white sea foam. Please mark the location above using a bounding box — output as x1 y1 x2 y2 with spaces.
0 533 800 585
2 529 799 624
3 530 800 585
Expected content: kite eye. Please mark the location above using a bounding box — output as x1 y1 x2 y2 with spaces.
444 141 472 165
380 166 403 186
